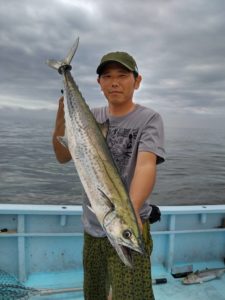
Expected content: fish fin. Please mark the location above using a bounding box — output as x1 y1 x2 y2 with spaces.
97 188 114 209
87 205 95 215
46 37 79 72
64 37 79 65
216 271 224 278
46 59 63 71
98 120 109 138
57 136 68 148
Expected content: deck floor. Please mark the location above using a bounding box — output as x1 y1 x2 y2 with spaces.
27 261 225 300
152 261 225 300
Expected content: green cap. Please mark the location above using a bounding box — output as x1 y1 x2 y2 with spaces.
96 51 139 76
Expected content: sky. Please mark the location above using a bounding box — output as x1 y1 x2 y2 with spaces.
0 0 225 128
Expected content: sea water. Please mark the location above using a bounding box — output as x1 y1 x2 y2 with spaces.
0 111 224 206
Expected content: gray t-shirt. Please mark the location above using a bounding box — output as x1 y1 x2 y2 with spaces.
82 104 165 237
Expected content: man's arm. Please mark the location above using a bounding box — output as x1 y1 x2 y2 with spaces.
52 97 72 163
129 151 157 230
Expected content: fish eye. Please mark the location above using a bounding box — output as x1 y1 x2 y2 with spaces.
122 229 132 239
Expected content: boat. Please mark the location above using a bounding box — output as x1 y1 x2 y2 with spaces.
0 204 225 299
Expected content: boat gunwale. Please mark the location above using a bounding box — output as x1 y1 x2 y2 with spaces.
0 204 225 215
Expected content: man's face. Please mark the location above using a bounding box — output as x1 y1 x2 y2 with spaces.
98 62 141 106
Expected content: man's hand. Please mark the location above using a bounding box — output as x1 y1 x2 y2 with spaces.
55 96 65 132
52 97 72 163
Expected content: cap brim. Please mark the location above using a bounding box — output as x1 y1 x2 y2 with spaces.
96 60 134 75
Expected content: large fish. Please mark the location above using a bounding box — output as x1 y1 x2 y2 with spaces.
47 37 144 267
182 267 225 284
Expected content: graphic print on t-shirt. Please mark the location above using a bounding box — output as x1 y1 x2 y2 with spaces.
107 127 139 174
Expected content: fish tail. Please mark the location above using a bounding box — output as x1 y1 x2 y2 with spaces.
46 37 79 73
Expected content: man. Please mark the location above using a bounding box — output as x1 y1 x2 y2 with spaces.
52 51 165 300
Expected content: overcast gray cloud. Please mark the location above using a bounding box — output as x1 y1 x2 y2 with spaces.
0 0 225 127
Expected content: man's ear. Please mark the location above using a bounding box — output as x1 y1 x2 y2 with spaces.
97 77 103 91
134 75 142 90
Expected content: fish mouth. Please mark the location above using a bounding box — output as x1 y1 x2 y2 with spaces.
120 245 133 267
106 232 145 268
118 243 145 268
120 237 145 254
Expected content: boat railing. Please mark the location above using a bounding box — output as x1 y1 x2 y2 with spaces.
0 204 224 282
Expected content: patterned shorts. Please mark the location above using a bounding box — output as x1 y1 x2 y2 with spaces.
83 222 155 300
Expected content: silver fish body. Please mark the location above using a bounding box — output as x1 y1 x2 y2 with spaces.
47 37 144 267
182 267 225 284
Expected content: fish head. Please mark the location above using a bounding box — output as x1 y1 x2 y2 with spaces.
182 273 201 284
103 209 144 265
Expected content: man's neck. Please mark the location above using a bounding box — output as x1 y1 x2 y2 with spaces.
108 102 136 117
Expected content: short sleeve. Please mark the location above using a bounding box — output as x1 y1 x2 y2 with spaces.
138 112 165 164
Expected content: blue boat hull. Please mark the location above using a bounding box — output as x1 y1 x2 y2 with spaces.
0 204 225 299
